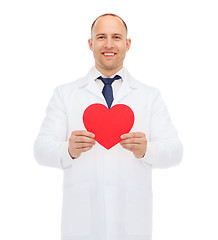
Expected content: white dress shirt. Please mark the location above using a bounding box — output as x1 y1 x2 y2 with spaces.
94 67 124 97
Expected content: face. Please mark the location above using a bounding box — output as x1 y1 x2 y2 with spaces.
88 16 131 77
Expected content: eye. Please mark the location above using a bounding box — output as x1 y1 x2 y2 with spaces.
114 35 121 40
97 36 105 40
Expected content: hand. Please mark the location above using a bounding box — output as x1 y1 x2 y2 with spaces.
120 132 147 159
68 130 95 159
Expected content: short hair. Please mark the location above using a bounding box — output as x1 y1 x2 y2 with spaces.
91 13 128 36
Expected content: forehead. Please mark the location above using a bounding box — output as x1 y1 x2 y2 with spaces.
92 16 126 36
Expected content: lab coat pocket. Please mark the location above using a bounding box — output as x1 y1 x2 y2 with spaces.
125 183 152 236
61 183 91 236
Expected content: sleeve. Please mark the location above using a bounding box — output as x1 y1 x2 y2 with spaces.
33 87 73 169
142 89 183 168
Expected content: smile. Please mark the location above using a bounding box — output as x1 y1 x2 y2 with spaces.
102 52 116 57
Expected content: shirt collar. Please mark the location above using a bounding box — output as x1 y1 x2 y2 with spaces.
78 66 140 89
91 67 125 81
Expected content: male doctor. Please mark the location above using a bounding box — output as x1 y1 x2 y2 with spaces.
34 13 183 240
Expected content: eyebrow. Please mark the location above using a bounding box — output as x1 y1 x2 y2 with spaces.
95 33 123 37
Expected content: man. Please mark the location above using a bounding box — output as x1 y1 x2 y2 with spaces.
34 13 183 240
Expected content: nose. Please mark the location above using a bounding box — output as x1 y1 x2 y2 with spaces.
105 37 113 49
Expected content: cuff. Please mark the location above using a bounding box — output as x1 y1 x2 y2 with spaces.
60 141 74 169
141 141 155 166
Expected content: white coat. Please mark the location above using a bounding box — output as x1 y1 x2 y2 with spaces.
34 67 183 240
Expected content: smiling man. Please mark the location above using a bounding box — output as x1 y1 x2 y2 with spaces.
34 13 183 240
88 14 131 77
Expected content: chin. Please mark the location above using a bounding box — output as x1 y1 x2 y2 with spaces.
102 63 120 70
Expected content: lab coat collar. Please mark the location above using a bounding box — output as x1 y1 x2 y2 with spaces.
77 67 141 103
78 67 140 89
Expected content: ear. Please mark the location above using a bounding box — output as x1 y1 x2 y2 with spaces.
126 38 131 52
88 38 93 51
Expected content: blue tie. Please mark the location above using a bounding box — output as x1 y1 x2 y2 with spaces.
98 75 121 109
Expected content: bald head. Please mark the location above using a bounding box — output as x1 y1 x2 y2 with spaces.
91 13 128 38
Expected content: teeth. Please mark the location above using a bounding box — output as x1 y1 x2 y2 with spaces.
104 53 115 56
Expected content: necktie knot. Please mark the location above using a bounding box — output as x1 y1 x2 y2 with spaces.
98 75 121 85
97 75 121 109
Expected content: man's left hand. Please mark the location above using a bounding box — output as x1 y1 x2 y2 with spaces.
120 132 147 158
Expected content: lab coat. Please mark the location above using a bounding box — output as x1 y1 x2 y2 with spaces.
34 67 183 240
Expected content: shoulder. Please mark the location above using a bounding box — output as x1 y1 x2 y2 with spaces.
52 75 88 101
125 69 160 97
56 77 85 92
54 67 95 95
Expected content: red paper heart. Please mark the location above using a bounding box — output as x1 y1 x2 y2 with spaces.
83 104 135 149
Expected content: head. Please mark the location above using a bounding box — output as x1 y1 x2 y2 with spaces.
88 13 131 77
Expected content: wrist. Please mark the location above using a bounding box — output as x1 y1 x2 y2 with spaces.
134 150 146 159
68 148 77 159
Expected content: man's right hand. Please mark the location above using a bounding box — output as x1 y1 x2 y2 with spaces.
68 130 96 159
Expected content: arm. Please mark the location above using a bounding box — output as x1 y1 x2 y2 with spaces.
120 89 183 168
145 89 183 168
34 88 96 169
34 87 72 169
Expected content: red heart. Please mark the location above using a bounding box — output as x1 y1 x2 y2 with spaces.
83 104 135 149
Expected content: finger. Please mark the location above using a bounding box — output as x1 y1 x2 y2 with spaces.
71 130 95 138
121 132 145 140
120 138 142 145
120 143 140 151
120 142 140 148
73 136 96 144
81 146 93 152
74 142 95 149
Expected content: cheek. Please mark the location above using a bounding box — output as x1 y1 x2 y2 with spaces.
92 42 104 52
117 48 127 58
116 44 127 54
92 47 100 57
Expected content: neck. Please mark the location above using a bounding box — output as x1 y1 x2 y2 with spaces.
95 65 123 78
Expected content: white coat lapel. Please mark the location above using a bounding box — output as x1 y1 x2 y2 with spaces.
113 79 132 105
85 80 104 101
78 69 105 101
112 69 139 106
78 67 140 106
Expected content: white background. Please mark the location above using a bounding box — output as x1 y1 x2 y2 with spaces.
0 0 217 239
